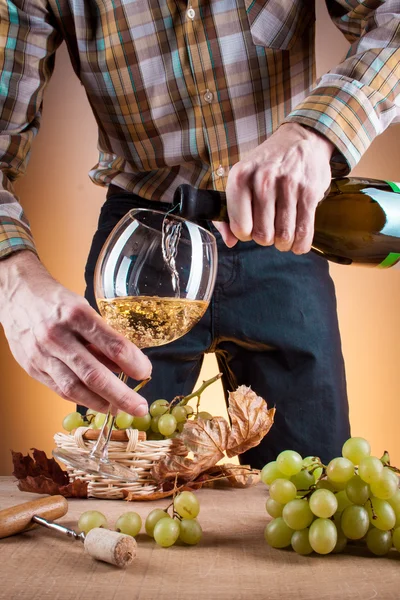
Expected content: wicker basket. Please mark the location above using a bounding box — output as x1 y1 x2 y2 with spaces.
54 427 172 499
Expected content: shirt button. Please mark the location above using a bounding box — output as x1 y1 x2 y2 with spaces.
203 89 214 103
216 165 225 177
187 7 195 19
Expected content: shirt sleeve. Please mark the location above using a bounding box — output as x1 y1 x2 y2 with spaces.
283 0 400 176
0 0 62 259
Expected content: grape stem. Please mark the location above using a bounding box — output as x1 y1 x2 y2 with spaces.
379 451 400 473
367 497 377 520
171 373 223 409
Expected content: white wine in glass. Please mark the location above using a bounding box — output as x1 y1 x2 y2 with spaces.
53 208 217 480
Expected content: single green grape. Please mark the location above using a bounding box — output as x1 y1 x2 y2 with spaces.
78 510 107 534
269 479 297 505
342 437 371 465
388 489 400 527
150 415 161 433
302 457 323 481
171 406 188 423
115 512 142 537
332 517 348 554
358 456 384 484
260 462 289 486
174 491 200 519
370 468 399 500
367 497 396 531
179 518 202 545
335 490 353 514
276 450 303 477
332 531 348 554
158 414 177 436
150 399 169 417
282 499 314 530
309 489 338 518
264 517 293 548
340 505 369 539
185 405 194 416
326 478 347 491
266 498 284 518
316 479 335 492
393 526 400 551
302 456 320 468
366 528 392 556
326 457 354 484
291 529 313 555
145 509 168 537
86 408 97 417
313 467 323 481
115 412 134 430
290 469 315 492
62 412 84 432
94 412 108 429
153 517 180 547
197 411 213 420
177 422 185 433
132 413 152 431
345 475 370 505
85 409 97 425
308 519 337 554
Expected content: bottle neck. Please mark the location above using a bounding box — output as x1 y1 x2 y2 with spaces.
174 184 228 222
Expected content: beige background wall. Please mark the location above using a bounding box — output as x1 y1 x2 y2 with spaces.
1 2 400 475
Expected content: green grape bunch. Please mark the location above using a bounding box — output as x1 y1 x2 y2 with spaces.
261 438 400 557
78 490 203 549
61 375 221 440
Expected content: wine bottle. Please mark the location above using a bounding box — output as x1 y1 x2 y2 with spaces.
173 178 400 268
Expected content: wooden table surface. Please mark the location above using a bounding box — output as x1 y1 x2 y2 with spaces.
0 476 399 600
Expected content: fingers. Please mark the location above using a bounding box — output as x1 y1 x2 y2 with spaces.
85 343 122 373
211 221 238 248
226 169 320 254
59 337 149 415
274 176 298 252
69 305 152 381
225 162 254 242
292 188 317 255
223 123 334 254
251 171 276 247
40 359 111 413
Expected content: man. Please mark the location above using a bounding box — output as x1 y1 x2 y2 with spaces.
0 1 399 468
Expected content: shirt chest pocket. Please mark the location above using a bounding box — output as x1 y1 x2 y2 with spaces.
243 0 315 50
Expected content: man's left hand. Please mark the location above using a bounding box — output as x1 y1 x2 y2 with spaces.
215 122 335 254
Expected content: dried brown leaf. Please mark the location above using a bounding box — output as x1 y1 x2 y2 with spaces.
210 463 261 488
226 386 275 457
12 450 69 486
11 449 88 498
152 416 230 482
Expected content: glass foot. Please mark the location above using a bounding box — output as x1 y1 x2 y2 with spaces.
53 447 138 482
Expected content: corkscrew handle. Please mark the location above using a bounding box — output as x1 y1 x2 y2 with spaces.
0 495 69 539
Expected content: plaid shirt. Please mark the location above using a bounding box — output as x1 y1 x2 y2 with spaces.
0 0 399 258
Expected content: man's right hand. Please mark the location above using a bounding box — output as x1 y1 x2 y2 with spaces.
0 251 151 415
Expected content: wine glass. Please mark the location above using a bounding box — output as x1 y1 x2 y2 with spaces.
53 208 217 480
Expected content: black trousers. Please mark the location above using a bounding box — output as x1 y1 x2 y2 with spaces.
83 188 350 469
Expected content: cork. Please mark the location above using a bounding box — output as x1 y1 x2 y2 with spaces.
84 528 137 567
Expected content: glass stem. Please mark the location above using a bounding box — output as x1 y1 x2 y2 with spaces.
88 372 128 462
